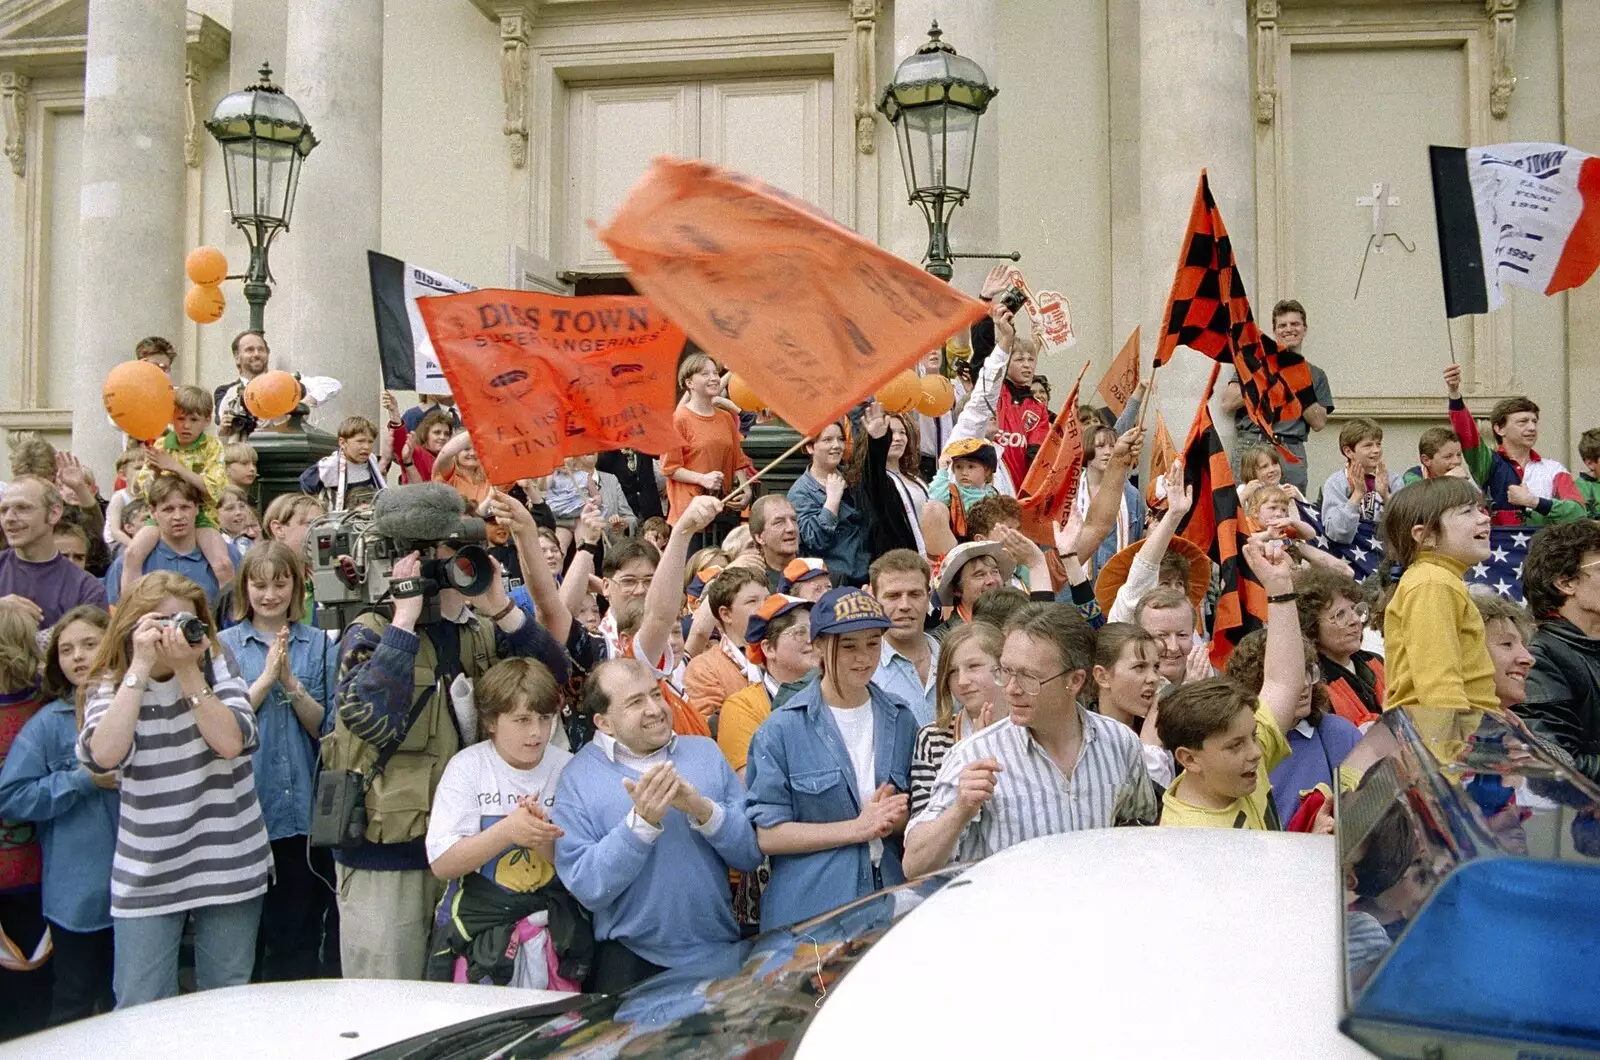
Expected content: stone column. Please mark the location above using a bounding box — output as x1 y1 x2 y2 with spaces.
281 0 383 427
1562 2 1600 454
1138 0 1255 444
70 0 188 469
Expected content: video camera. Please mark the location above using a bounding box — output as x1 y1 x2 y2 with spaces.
307 483 497 631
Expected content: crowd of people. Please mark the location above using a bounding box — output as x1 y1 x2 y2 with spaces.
0 286 1596 1038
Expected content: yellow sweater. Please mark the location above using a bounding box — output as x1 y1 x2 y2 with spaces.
1382 552 1496 751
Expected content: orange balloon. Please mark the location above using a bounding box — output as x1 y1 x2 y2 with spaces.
727 374 765 412
244 370 301 419
103 361 176 442
916 373 955 417
185 283 225 324
874 370 922 415
185 245 227 286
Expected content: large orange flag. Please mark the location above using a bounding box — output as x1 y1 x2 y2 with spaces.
1096 327 1141 417
1017 362 1090 543
598 158 988 437
415 291 687 482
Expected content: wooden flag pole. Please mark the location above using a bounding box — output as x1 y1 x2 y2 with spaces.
724 432 815 507
1136 364 1159 431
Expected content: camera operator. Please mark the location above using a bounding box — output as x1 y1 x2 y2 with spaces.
322 535 571 980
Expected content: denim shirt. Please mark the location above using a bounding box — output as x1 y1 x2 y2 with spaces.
745 678 919 932
0 698 119 931
219 621 338 840
788 471 870 586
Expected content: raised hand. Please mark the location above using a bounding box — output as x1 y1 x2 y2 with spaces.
1184 640 1213 683
678 494 723 535
574 502 606 546
862 401 889 440
1241 537 1295 596
1112 426 1144 466
991 304 1016 351
992 524 1044 569
1165 463 1193 522
487 489 535 533
1443 362 1463 398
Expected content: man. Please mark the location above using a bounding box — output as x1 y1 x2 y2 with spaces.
0 476 107 627
1442 363 1586 526
401 392 460 433
103 476 240 606
902 603 1157 876
1220 299 1332 493
934 540 1014 638
215 330 342 443
553 657 762 992
1135 586 1208 689
750 495 800 591
324 513 570 980
52 522 90 570
869 549 940 727
596 448 665 523
1520 520 1600 784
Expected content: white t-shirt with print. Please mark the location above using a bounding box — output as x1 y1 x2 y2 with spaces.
426 739 573 893
829 703 881 865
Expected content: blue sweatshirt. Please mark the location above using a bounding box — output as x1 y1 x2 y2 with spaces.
0 697 119 932
552 735 760 968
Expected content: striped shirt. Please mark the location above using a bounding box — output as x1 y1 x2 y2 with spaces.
907 710 1158 865
77 656 271 918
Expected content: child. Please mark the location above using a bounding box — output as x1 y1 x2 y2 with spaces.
1380 477 1496 751
110 500 147 558
223 441 260 510
0 601 53 1033
1443 362 1586 525
424 658 583 990
216 486 261 546
921 437 1002 557
1090 623 1172 788
122 385 235 598
396 409 454 484
102 449 149 547
1577 427 1600 516
1158 540 1312 829
134 336 175 375
1236 443 1306 504
0 606 116 1024
660 352 756 523
1401 425 1464 485
640 516 670 552
682 566 769 720
299 416 386 511
1245 485 1353 575
1320 419 1405 547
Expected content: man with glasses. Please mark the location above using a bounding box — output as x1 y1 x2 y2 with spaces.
901 603 1157 877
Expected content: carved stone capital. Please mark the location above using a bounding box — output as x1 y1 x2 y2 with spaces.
1487 0 1519 120
1253 0 1278 125
500 10 533 168
0 70 29 178
184 13 231 170
852 0 878 154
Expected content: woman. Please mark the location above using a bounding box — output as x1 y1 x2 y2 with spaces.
1076 424 1146 575
745 588 918 931
1224 628 1362 824
788 419 870 586
0 606 117 1024
77 572 271 1008
1088 623 1172 788
218 542 339 982
1295 567 1385 728
661 353 754 525
397 408 454 484
852 406 928 557
910 623 1004 816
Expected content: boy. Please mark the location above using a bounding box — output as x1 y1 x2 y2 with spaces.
682 566 770 720
1443 362 1586 525
224 442 259 489
1320 419 1405 545
1158 540 1311 829
1401 425 1464 485
778 557 830 602
1576 428 1600 517
921 437 1003 557
717 594 817 778
121 385 235 598
639 515 670 552
134 335 175 375
299 415 386 510
104 476 242 604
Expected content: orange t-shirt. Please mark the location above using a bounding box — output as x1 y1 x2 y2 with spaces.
434 464 511 546
660 405 754 524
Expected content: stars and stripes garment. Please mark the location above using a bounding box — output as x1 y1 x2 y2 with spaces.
1017 362 1088 542
1154 171 1318 454
1176 363 1266 668
1466 527 1534 601
1318 519 1383 581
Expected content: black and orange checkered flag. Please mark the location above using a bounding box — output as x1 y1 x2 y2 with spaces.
1154 171 1317 460
1175 363 1266 669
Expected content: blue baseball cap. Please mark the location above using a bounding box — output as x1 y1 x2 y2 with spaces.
809 587 892 640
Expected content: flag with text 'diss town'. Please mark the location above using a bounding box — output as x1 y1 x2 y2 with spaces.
416 290 687 481
1155 171 1317 458
597 157 989 438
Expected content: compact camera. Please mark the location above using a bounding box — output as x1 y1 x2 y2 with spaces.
158 611 208 645
999 286 1027 314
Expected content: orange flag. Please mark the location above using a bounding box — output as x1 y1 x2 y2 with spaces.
1145 411 1179 510
1097 327 1141 417
598 158 988 437
1017 361 1091 543
415 291 687 482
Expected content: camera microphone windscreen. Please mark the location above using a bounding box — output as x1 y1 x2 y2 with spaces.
372 483 470 542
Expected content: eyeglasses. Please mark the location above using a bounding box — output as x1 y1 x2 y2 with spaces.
1326 602 1370 625
998 665 1072 696
610 576 650 592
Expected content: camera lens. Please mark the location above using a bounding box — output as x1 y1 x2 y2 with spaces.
443 545 495 596
170 611 207 645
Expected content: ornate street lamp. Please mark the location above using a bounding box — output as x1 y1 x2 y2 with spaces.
203 62 317 333
878 22 999 281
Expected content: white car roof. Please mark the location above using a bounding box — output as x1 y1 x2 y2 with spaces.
797 828 1377 1060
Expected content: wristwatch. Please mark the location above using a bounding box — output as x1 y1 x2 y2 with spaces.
123 672 146 690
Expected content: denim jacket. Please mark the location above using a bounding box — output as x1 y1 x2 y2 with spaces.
0 698 119 931
745 677 918 932
788 471 870 586
219 621 338 840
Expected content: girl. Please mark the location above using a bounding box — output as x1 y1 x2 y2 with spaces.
77 572 271 1008
661 353 755 524
1237 443 1307 504
397 409 454 484
1380 477 1496 749
425 658 583 989
909 623 1004 816
0 606 116 1024
745 588 918 931
217 486 260 546
0 602 53 1035
1076 425 1146 575
788 419 870 587
1089 623 1173 788
218 543 339 982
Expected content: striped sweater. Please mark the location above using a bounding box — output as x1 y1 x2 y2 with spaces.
77 655 271 918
